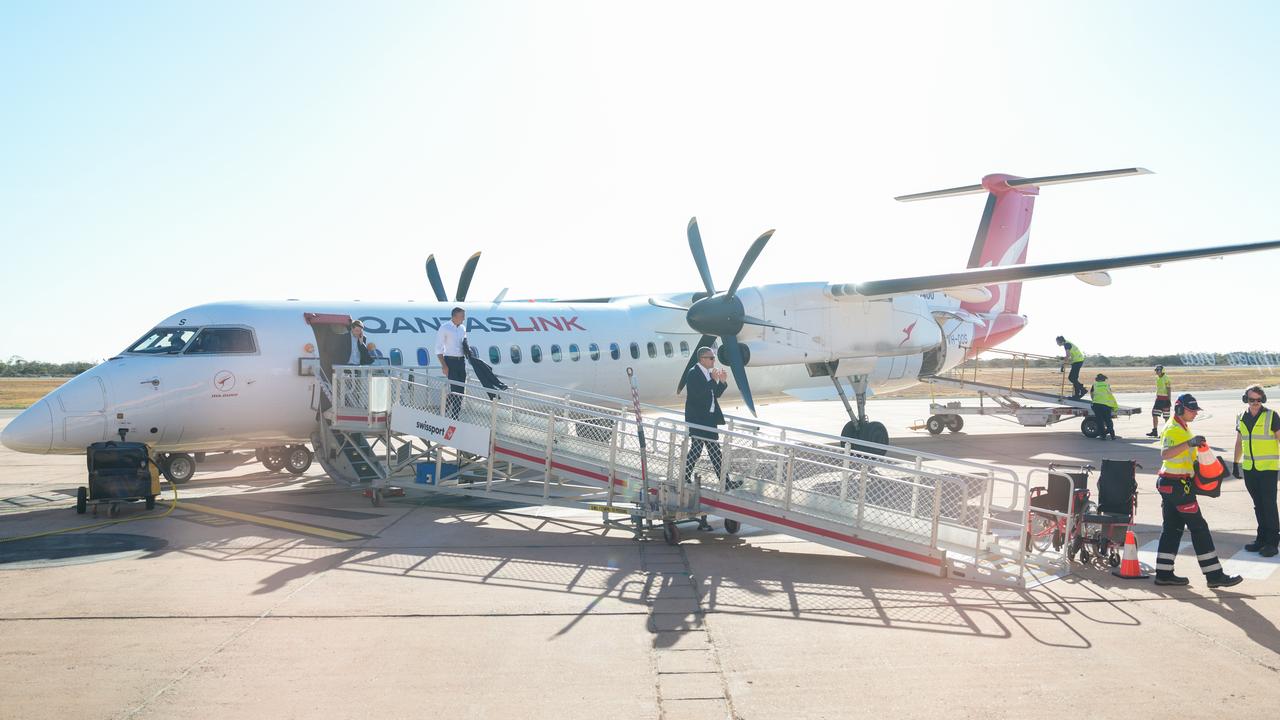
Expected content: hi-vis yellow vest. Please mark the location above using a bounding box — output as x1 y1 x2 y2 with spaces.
1091 382 1118 410
1160 417 1196 476
1238 408 1279 471
1155 374 1171 396
1066 342 1084 363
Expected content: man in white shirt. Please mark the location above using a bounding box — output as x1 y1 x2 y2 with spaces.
435 307 468 419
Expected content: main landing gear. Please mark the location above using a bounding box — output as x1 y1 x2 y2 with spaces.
255 445 314 475
831 372 888 456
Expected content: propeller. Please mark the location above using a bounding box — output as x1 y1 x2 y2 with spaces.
425 252 482 302
673 217 775 415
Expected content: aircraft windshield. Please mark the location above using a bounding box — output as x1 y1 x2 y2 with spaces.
125 327 199 354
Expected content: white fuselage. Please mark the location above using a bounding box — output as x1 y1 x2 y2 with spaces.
3 283 997 455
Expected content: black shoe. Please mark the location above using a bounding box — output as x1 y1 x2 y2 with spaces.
1245 541 1265 552
1261 546 1279 558
1146 430 1159 438
725 478 743 490
1207 573 1244 589
1110 434 1120 440
1097 435 1108 440
1154 573 1189 586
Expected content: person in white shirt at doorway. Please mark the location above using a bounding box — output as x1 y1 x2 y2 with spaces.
435 307 468 419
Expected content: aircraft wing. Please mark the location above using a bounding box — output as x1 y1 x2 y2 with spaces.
828 239 1280 300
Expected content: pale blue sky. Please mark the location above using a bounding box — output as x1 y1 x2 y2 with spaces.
2 1 1278 362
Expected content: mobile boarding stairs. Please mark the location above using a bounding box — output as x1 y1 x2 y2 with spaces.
920 348 1141 437
310 365 1071 588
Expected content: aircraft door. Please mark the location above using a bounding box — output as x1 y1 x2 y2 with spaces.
305 312 354 411
108 359 173 447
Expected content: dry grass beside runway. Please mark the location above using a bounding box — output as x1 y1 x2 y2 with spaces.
879 365 1280 399
0 378 70 409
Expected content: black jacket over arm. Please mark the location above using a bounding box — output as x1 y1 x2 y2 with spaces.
684 367 727 438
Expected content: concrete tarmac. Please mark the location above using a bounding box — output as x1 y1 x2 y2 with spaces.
2 389 1279 719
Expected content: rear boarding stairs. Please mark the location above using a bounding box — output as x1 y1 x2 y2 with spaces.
310 365 1070 588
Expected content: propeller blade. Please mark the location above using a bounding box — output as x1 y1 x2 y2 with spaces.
425 255 448 302
676 334 717 393
687 217 716 295
456 251 481 301
648 297 691 311
741 314 804 333
720 333 756 416
726 230 774 298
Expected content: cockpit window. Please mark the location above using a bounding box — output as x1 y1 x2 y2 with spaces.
125 327 199 354
184 327 258 354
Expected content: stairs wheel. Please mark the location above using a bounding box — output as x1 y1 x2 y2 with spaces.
662 520 680 546
926 415 945 435
945 415 964 432
76 487 87 515
724 518 740 535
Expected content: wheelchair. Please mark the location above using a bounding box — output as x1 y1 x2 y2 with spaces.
1026 460 1139 569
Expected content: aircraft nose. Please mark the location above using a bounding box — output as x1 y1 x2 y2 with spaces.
1 400 54 454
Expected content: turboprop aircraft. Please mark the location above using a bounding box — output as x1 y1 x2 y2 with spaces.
4 167 1279 485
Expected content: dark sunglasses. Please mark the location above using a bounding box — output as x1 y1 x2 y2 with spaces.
1248 396 1264 403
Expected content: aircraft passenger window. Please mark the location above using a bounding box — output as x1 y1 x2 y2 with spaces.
663 341 674 358
390 348 403 366
510 345 522 364
610 343 620 360
489 346 501 365
125 327 199 354
629 342 640 360
568 344 581 361
550 344 563 362
679 341 690 357
589 343 600 361
417 348 430 366
185 327 257 354
647 342 657 359
531 345 543 363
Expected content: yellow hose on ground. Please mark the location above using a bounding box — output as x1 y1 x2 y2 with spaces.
0 480 180 544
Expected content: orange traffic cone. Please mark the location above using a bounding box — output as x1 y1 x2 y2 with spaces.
1197 445 1225 479
1112 530 1149 579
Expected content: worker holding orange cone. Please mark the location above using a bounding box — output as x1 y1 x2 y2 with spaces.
1153 393 1242 588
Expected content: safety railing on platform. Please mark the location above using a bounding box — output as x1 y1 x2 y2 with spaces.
937 347 1070 399
319 365 1055 583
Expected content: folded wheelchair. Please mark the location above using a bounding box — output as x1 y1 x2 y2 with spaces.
1026 459 1139 568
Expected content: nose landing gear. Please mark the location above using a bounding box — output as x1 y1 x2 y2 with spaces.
831 372 888 455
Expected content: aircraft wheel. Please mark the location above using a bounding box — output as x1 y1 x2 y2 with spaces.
857 421 889 455
839 420 860 449
926 416 945 435
724 518 740 535
163 453 196 484
1081 417 1102 439
945 415 964 432
254 448 268 464
262 448 287 472
284 445 313 475
76 487 87 515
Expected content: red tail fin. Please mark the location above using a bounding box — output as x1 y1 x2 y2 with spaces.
961 174 1036 315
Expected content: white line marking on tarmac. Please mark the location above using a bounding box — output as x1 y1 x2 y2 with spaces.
1138 539 1278 580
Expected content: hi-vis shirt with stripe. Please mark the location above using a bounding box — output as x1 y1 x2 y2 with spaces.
1160 417 1196 476
1155 374 1171 396
1238 408 1279 471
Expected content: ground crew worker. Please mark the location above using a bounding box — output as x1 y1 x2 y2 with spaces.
1055 336 1085 399
1233 385 1279 557
1147 365 1172 437
1089 373 1119 440
1154 393 1243 588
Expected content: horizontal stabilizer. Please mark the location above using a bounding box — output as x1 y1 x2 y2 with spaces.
894 168 1152 202
829 238 1280 300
